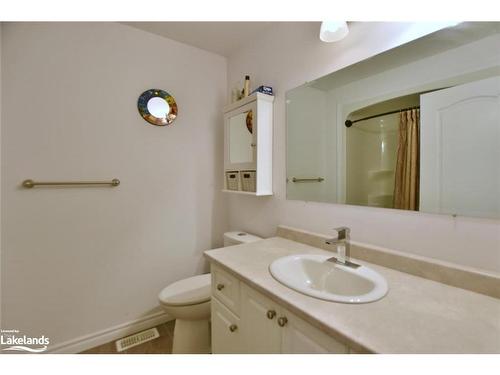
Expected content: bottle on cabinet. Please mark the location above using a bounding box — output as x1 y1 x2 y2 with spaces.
242 75 250 98
231 75 252 103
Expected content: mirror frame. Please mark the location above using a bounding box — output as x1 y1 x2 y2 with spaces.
137 89 178 126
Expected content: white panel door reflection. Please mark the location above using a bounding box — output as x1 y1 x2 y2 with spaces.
420 76 500 218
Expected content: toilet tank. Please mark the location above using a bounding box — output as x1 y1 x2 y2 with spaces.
223 231 262 247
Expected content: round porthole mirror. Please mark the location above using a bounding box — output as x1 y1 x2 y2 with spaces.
137 89 178 126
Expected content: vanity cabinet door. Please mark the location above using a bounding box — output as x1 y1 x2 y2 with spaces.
240 283 281 353
280 309 348 354
211 298 243 354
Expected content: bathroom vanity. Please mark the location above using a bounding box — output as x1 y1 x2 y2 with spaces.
204 227 500 354
210 264 349 354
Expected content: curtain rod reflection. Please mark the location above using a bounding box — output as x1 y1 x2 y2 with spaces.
345 106 420 128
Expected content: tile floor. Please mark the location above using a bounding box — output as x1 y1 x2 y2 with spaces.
80 321 175 354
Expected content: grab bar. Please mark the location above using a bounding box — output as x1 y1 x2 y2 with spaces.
22 179 120 188
290 177 324 183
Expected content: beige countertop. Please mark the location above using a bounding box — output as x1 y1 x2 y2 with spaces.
204 237 500 353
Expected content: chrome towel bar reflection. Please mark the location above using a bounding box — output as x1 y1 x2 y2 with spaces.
22 179 120 188
290 177 324 183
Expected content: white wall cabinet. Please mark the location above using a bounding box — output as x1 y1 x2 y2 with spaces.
210 265 349 354
223 93 274 196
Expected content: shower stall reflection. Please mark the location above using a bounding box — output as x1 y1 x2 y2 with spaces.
346 114 399 208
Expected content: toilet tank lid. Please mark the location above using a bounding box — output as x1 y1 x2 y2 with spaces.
158 273 211 306
224 231 262 244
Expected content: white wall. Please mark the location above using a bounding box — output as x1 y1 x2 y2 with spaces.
1 23 227 351
226 22 500 273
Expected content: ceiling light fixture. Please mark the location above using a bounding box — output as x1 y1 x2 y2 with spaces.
319 21 349 42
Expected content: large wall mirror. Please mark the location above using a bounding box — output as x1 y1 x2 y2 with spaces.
286 22 500 219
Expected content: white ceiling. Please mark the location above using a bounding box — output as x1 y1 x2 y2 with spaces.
122 22 283 57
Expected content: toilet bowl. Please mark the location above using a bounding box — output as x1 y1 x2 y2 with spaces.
158 231 261 354
159 274 211 354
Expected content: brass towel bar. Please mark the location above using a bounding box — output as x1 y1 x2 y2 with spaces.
290 177 324 183
22 179 120 188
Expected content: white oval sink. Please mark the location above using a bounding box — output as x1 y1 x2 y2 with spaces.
269 254 388 304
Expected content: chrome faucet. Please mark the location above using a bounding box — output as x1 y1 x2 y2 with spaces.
325 227 359 268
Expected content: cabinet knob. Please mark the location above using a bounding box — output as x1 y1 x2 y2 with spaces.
277 316 288 327
229 324 238 332
216 283 225 291
251 143 256 147
266 310 276 319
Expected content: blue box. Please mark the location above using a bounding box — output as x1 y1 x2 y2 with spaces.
251 85 273 96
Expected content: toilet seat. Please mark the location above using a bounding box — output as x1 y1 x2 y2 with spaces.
159 273 211 306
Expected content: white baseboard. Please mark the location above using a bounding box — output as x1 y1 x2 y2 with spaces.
47 311 173 354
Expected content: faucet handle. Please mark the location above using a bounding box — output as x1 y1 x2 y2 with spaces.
333 227 350 240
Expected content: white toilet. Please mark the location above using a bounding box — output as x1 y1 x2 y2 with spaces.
158 231 261 354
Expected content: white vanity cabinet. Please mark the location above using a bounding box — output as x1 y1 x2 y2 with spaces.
223 93 273 196
280 308 348 354
210 265 349 354
239 283 281 353
211 298 243 354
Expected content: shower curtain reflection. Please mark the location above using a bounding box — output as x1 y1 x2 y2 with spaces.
393 109 420 210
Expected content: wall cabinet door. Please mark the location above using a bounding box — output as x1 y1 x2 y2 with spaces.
280 309 348 354
240 283 281 353
211 297 243 354
224 101 258 171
